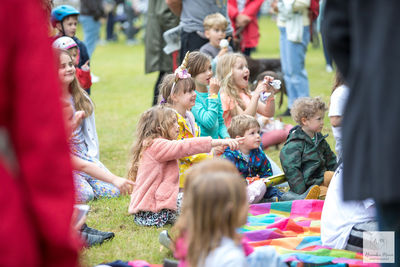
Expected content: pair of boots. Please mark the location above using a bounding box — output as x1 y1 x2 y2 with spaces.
80 223 115 247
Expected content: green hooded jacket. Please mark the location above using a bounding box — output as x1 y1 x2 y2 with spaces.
280 126 337 194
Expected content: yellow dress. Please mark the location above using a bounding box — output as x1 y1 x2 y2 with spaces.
176 111 212 188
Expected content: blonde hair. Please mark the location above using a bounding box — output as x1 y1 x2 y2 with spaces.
173 159 248 267
187 51 211 78
127 106 178 181
217 53 250 114
57 49 93 117
291 97 327 125
228 114 260 138
158 74 196 105
203 12 228 31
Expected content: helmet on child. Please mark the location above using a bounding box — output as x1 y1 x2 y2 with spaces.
51 5 80 26
52 36 78 50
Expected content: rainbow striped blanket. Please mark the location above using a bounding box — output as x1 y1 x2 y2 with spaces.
239 200 378 266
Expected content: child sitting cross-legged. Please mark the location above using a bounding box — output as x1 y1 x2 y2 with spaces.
280 97 337 200
221 114 282 203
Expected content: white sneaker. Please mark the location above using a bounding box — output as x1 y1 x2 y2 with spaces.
326 65 333 73
91 73 100 83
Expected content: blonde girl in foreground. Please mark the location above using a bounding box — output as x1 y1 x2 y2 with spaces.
127 106 241 227
173 159 286 267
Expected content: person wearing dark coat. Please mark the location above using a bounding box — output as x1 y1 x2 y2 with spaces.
145 0 179 106
323 1 400 264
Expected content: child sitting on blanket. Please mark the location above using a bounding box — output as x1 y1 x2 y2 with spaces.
221 114 282 203
172 159 286 267
280 97 337 200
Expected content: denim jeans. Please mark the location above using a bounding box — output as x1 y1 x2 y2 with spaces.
279 26 310 108
79 15 101 58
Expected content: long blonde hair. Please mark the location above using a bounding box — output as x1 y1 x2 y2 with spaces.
127 105 178 181
57 49 93 117
216 53 250 113
173 159 248 267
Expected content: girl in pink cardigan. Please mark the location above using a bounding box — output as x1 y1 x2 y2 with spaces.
127 105 241 227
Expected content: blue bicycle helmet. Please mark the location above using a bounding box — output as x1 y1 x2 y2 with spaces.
51 5 80 24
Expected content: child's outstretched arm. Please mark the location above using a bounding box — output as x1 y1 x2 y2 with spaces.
211 137 244 151
71 156 135 195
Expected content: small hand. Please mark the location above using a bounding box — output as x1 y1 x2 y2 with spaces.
217 47 228 58
223 137 245 150
212 145 226 156
263 75 275 94
81 60 90 72
236 14 251 28
209 77 220 94
113 177 136 195
71 110 85 132
254 80 267 96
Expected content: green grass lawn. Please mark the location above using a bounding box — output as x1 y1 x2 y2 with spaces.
81 16 335 266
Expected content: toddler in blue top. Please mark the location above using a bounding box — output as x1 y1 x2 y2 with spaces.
222 114 282 202
186 51 230 140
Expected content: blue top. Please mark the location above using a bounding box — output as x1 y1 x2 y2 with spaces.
221 146 272 178
191 91 230 139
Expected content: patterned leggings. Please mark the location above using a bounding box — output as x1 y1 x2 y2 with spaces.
74 170 120 203
134 192 183 227
70 139 120 203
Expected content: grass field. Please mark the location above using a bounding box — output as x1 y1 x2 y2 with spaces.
81 15 335 266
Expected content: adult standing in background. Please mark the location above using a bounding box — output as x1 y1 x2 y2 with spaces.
0 0 79 265
80 0 105 58
228 0 264 56
145 0 179 106
166 0 233 63
271 0 310 116
323 1 400 264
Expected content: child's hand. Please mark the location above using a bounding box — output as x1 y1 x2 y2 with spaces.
212 145 226 156
209 77 220 95
223 137 245 150
236 14 251 28
254 79 267 96
112 176 135 195
217 47 228 58
263 76 277 94
71 110 85 132
81 60 90 72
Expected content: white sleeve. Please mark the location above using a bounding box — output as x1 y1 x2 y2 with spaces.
329 85 349 117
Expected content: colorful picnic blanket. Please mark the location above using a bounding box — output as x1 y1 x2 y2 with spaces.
239 200 378 266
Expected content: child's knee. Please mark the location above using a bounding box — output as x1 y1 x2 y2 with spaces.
323 171 334 186
77 189 95 203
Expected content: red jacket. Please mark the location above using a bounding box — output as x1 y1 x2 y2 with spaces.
76 67 92 90
0 0 79 266
228 0 264 50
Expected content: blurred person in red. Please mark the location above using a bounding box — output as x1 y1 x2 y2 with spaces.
0 0 79 266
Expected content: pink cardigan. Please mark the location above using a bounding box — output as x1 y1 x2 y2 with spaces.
128 137 212 214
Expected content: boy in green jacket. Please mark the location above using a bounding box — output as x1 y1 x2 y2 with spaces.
280 97 337 199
